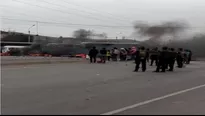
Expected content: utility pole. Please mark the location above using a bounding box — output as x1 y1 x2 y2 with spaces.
28 30 30 43
36 21 39 35
28 24 35 43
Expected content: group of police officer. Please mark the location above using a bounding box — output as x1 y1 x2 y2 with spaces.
134 46 192 73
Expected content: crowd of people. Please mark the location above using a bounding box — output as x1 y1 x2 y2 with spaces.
88 46 137 63
88 46 192 73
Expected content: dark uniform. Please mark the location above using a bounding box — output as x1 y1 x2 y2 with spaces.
100 48 107 63
184 49 192 64
177 48 184 68
155 47 169 72
134 47 147 72
89 47 99 63
165 48 172 69
150 47 159 66
146 48 150 63
187 50 192 64
183 50 188 64
168 48 177 71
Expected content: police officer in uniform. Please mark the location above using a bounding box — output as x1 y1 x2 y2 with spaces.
154 46 169 72
88 46 99 63
100 48 107 63
150 47 159 66
187 50 192 64
146 48 150 63
168 48 177 71
165 48 172 70
177 48 184 68
134 46 147 72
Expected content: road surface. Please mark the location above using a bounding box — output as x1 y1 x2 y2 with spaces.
1 61 205 115
1 56 83 66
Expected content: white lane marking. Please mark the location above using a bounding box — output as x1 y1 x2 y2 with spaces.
101 84 205 115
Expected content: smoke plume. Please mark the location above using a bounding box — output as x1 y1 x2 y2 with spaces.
134 20 188 43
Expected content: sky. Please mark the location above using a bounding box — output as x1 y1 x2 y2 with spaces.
0 0 205 39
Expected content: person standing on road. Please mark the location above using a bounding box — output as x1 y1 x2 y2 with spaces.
165 48 172 70
184 49 192 64
177 48 184 68
120 48 127 61
100 48 107 63
112 47 119 61
187 50 192 64
88 46 99 63
106 50 111 61
130 46 137 60
134 46 148 72
168 48 177 71
146 48 150 63
154 46 169 72
183 49 188 64
150 47 159 66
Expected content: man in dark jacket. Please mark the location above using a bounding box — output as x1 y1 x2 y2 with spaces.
168 48 177 71
187 50 192 64
155 46 169 72
146 48 150 63
177 48 184 68
150 47 159 66
100 48 107 63
134 46 148 72
89 46 98 63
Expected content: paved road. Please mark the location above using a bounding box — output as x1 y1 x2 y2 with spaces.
1 61 205 115
1 56 83 66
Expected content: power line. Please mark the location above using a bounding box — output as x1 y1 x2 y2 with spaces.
60 0 133 22
39 0 129 24
0 5 88 25
1 17 133 28
2 17 205 30
12 0 127 26
0 5 106 25
0 6 62 22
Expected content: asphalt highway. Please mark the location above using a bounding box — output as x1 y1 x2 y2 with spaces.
1 61 205 115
